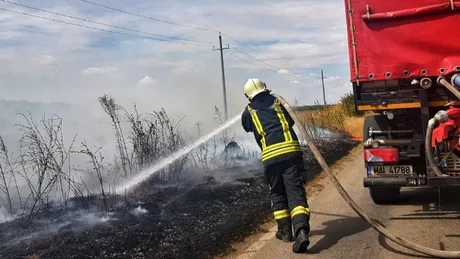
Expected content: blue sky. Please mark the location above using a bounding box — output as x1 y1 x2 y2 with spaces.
0 0 352 131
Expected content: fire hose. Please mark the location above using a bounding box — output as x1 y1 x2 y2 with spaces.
426 76 460 178
274 93 460 258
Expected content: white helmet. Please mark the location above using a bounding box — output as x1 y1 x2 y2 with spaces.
244 78 267 100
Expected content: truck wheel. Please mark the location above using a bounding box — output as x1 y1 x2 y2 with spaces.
369 187 400 204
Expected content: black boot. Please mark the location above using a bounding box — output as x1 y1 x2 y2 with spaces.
292 228 309 253
275 221 293 242
275 228 293 242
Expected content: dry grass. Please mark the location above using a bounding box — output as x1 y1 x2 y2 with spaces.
295 104 365 141
296 105 346 131
344 116 365 140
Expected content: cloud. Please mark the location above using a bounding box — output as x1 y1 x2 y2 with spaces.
81 66 119 76
34 55 56 65
0 0 353 140
277 69 290 75
138 75 156 86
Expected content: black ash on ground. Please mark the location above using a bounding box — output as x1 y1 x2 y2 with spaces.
0 139 357 259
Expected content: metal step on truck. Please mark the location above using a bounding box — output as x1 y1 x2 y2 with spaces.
343 0 460 204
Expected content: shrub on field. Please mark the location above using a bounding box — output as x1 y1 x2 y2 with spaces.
0 113 77 227
339 92 356 117
0 94 258 225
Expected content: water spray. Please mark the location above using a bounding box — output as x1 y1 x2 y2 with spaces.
112 91 460 257
274 93 460 258
114 114 241 194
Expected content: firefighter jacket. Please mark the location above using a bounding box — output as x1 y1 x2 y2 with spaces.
241 91 302 166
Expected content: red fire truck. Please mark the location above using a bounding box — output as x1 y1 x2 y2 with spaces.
344 0 460 204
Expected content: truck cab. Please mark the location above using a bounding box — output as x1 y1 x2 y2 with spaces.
343 0 460 204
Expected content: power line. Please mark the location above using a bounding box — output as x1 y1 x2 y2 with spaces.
0 5 290 77
223 33 276 59
0 0 212 46
80 0 219 33
78 0 310 76
227 50 309 84
81 0 296 74
2 1 315 83
231 46 307 81
0 8 210 46
231 47 284 72
222 32 309 71
226 51 280 74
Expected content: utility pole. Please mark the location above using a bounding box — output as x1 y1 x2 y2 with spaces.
319 69 327 106
213 32 230 121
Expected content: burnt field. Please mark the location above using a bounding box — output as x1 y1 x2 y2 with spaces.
0 138 357 259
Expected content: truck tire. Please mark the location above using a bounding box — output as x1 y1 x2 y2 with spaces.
369 187 400 204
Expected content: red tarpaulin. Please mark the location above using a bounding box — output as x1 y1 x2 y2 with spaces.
344 0 460 82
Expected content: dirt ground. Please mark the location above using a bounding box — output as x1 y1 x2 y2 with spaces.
0 140 358 259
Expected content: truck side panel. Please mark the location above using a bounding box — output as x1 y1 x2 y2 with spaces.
345 0 460 82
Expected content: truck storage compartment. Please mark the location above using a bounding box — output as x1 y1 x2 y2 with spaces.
345 0 460 82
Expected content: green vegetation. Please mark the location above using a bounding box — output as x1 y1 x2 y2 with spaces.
339 92 356 117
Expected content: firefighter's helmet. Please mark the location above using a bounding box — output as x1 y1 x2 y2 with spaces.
244 78 268 100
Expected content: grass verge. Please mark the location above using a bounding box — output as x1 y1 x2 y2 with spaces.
295 92 365 141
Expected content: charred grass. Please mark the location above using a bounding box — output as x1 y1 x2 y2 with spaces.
0 95 359 259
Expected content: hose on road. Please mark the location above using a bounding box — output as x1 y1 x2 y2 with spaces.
274 93 460 258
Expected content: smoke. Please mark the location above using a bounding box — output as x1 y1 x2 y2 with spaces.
130 205 149 216
0 93 264 226
0 120 261 249
0 206 13 223
0 92 334 229
2 209 118 247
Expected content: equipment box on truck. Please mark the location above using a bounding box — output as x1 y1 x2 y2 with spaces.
343 0 460 204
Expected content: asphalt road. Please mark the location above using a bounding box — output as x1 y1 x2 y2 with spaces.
230 147 460 259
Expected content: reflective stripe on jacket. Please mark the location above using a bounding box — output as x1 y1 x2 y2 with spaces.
241 92 302 165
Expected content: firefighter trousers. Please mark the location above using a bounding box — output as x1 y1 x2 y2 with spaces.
264 157 310 236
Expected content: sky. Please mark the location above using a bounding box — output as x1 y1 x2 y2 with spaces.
0 0 353 144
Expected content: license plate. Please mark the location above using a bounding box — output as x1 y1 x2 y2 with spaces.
371 165 413 175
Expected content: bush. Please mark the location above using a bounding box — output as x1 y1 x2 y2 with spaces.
340 92 356 117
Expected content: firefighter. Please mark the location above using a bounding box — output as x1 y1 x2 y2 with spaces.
241 78 310 253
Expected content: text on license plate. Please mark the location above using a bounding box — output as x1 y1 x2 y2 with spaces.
371 165 413 175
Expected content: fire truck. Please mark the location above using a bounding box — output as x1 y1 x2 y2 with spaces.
344 0 460 204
